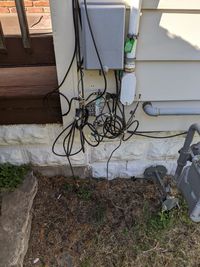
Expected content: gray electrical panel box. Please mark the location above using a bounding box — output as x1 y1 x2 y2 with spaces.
81 2 125 70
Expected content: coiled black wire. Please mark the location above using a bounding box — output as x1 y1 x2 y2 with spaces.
51 0 107 177
49 0 187 178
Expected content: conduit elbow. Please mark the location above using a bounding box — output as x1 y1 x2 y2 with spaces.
188 123 200 137
143 102 159 117
143 102 200 117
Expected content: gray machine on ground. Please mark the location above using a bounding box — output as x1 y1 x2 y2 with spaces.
144 124 200 222
175 124 200 222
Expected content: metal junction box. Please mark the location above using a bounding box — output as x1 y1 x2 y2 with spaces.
81 2 125 70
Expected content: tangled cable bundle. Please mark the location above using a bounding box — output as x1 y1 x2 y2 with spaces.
46 0 187 178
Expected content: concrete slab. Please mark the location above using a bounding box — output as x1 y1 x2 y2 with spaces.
0 172 38 267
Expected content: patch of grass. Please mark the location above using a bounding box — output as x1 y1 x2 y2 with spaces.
92 202 106 224
0 163 30 192
148 198 193 232
77 186 92 201
63 182 93 201
122 227 129 237
148 210 173 232
63 183 76 193
80 258 91 267
133 197 195 255
80 191 197 267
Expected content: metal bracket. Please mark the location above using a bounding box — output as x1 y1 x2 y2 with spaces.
144 165 168 199
15 0 31 50
144 165 179 211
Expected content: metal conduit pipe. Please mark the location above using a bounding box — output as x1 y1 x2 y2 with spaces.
143 102 200 117
175 123 200 180
15 0 31 49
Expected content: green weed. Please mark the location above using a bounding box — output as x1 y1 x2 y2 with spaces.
148 211 173 232
0 163 30 192
93 203 106 224
63 182 92 201
77 186 92 201
80 258 91 267
63 183 76 193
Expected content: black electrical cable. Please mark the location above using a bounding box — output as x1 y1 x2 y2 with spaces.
106 137 123 180
129 131 188 139
30 15 43 28
45 0 80 105
46 46 77 97
51 0 108 178
52 0 107 161
83 0 107 107
49 0 188 181
50 0 84 178
122 120 140 141
74 0 85 99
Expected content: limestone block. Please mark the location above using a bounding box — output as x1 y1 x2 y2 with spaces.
0 172 38 267
91 140 148 162
0 125 50 145
26 145 87 166
0 147 26 165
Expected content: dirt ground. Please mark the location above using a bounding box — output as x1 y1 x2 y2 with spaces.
24 175 200 267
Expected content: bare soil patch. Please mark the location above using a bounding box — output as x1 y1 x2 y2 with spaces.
24 175 200 267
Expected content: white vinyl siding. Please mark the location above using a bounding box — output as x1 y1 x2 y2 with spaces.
142 0 200 10
136 2 200 101
50 0 200 130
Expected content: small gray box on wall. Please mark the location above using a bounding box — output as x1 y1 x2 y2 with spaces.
81 2 125 70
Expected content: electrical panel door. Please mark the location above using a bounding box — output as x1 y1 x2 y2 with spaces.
81 3 125 70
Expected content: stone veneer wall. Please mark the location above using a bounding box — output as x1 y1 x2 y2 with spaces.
0 124 193 179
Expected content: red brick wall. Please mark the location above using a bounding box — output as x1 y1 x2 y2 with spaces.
0 0 50 13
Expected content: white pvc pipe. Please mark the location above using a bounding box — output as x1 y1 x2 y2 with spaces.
129 1 141 35
120 0 142 106
127 0 142 60
143 102 200 116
